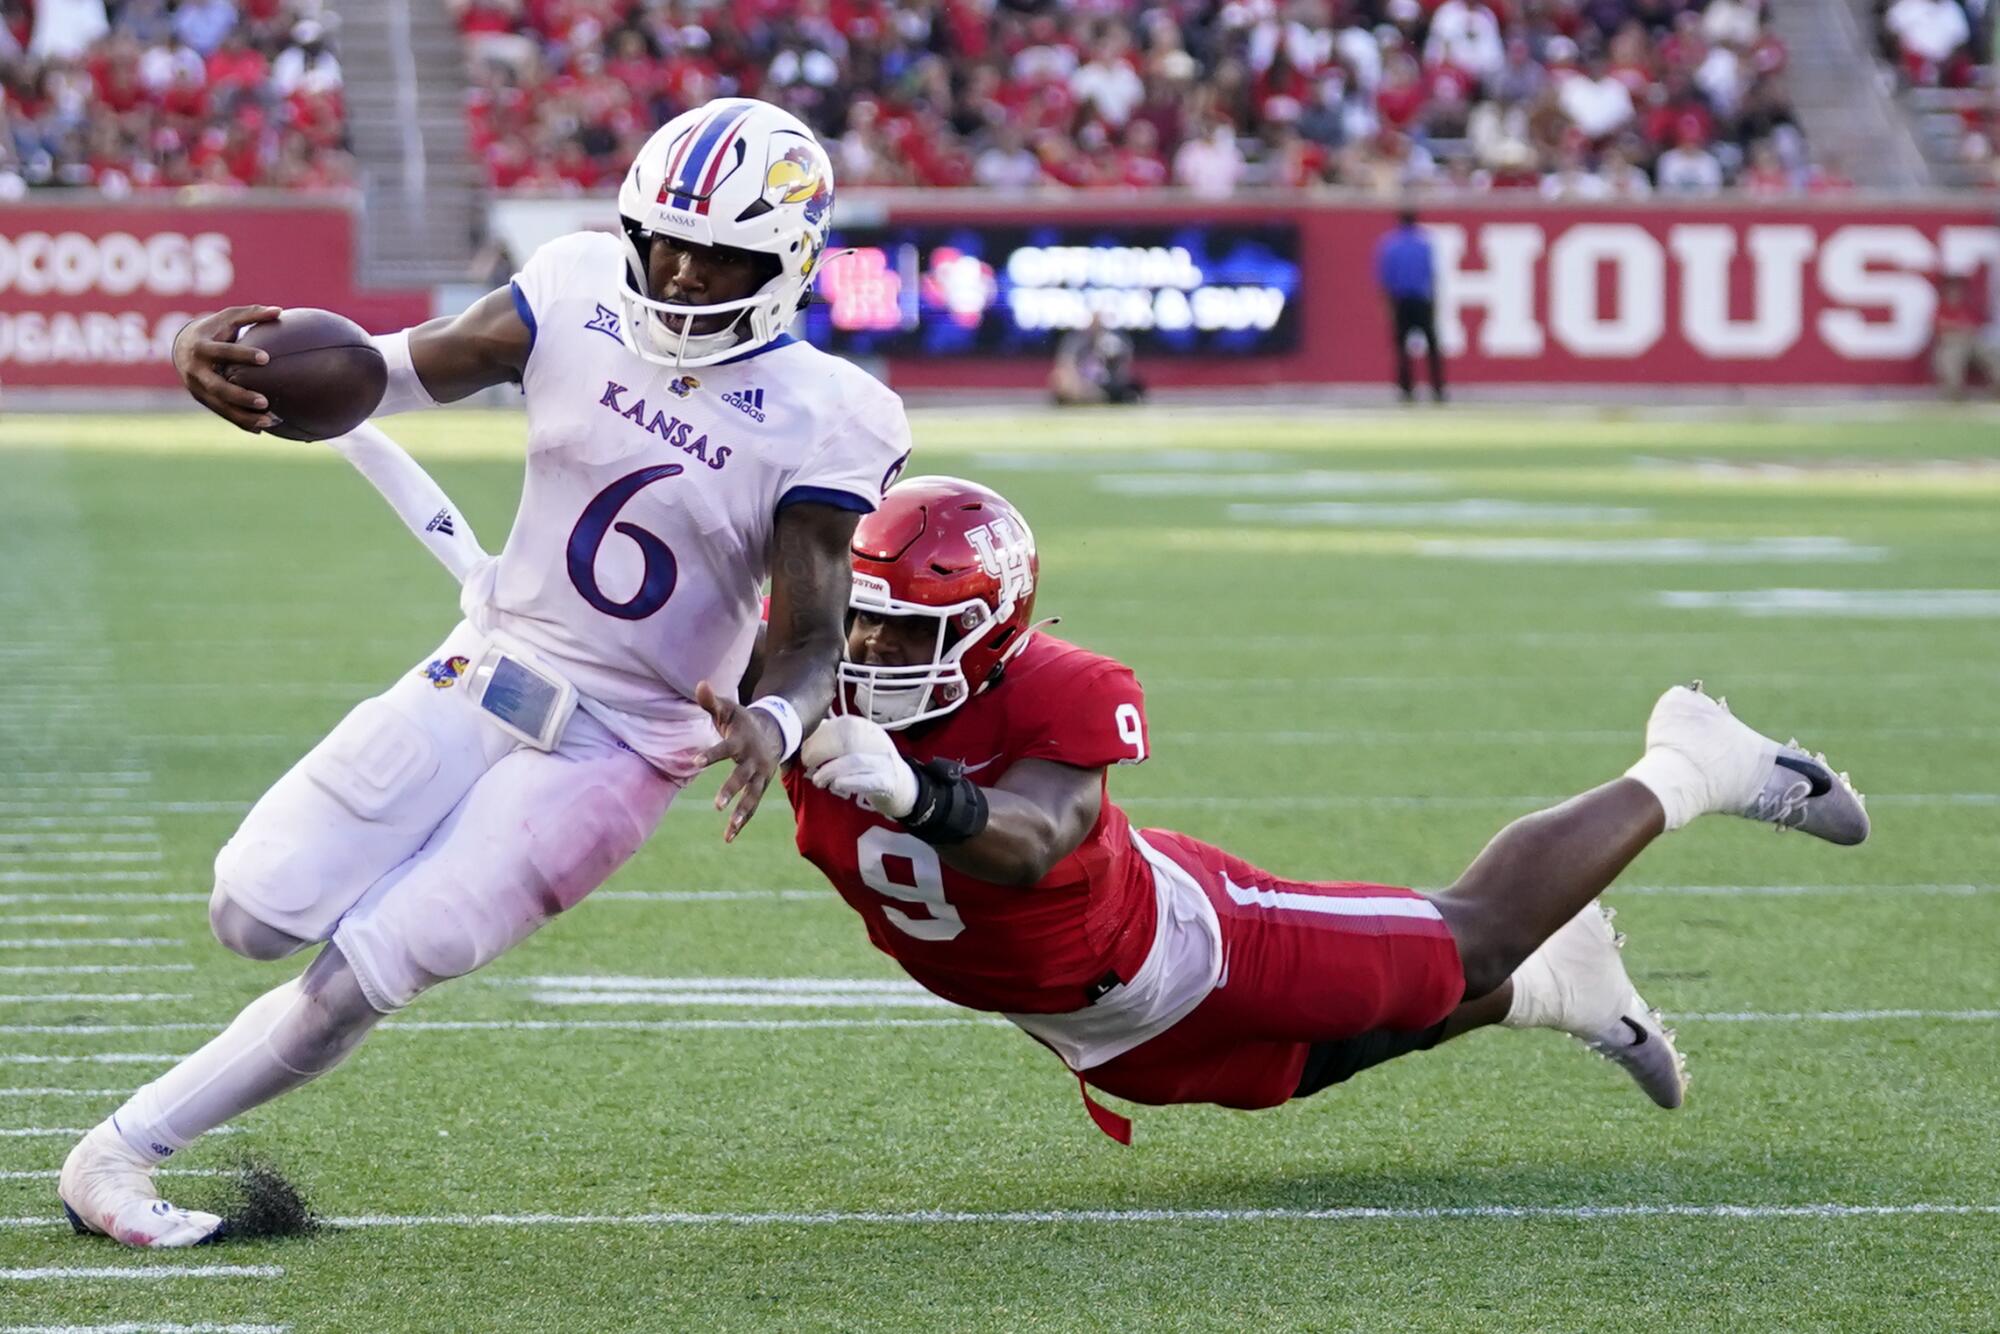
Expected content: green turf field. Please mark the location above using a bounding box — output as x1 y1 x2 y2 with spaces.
1 404 1997 1331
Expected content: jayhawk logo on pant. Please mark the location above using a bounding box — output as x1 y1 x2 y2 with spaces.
422 656 470 689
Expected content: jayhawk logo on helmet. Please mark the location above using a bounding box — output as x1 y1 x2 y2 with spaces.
766 146 833 227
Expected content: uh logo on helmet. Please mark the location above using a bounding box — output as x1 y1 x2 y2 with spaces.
616 97 837 368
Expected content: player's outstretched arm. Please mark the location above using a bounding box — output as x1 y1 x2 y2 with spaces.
805 719 1104 887
396 286 533 404
696 500 860 842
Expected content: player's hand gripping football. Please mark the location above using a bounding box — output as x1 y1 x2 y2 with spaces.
173 305 284 432
694 680 787 842
802 715 918 818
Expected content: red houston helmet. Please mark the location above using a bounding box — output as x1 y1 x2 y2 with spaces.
839 476 1040 730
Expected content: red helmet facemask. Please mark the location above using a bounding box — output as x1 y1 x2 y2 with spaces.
838 476 1039 731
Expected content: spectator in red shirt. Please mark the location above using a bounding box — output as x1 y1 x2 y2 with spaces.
1933 272 2000 397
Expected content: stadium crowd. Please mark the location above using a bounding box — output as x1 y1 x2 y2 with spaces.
459 0 1830 198
0 0 351 197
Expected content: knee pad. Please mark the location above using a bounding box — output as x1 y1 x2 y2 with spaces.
207 886 311 962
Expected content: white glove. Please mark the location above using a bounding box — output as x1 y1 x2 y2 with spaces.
802 715 918 818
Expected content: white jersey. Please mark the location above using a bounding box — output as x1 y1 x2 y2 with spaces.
464 230 912 773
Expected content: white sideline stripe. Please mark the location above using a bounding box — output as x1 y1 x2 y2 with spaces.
518 975 931 993
0 939 172 950
0 992 191 1004
0 1054 179 1065
0 964 194 976
0 1265 280 1281
1660 589 2000 618
0 915 171 926
1222 878 1441 921
1618 883 2000 898
0 851 160 864
0 1325 284 1334
0 894 200 906
0 873 167 886
593 889 825 903
529 991 952 1009
3 1204 1993 1234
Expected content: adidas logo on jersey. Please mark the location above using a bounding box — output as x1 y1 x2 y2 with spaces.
425 508 456 537
721 387 767 422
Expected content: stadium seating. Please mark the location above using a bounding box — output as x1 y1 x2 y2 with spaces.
0 0 352 196
456 0 1819 197
1874 0 1995 189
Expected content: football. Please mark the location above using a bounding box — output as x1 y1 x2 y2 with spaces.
224 307 387 442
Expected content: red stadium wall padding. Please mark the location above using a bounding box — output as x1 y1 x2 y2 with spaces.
861 197 2000 391
0 201 430 390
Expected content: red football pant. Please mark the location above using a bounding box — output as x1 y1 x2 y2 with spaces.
1083 829 1467 1111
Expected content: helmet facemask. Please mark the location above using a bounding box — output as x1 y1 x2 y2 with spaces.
618 223 792 368
837 574 1015 731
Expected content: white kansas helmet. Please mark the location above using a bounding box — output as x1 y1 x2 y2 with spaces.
615 97 835 368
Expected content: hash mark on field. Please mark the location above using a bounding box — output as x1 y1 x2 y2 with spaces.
0 833 158 845
1684 1009 2000 1022
1618 883 2000 898
0 1265 280 1281
0 894 200 906
1660 588 2000 618
0 1089 143 1099
593 889 824 903
1228 499 1652 526
0 1167 225 1178
0 851 161 864
529 991 950 1009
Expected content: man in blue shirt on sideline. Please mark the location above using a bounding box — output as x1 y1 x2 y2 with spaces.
1375 209 1447 404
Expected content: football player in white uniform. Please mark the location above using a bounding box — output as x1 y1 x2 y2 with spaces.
60 98 912 1247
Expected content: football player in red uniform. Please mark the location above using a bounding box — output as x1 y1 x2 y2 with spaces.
772 477 1869 1138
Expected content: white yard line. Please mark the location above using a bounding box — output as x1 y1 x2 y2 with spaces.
0 964 193 976
0 817 160 829
0 833 158 844
0 1089 142 1098
0 1204 1991 1233
0 1127 235 1138
529 991 951 1009
0 993 191 1004
0 916 172 927
0 894 198 906
1685 1009 2000 1022
0 874 170 887
0 772 150 785
0 1265 280 1281
0 1323 288 1334
0 856 161 868
1118 793 1997 810
0 1054 181 1066
518 975 930 993
0 1167 225 1179
0 939 174 951
593 889 825 903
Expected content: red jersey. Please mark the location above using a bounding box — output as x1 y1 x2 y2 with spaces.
786 634 1154 1015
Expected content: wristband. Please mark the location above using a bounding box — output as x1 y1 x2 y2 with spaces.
369 329 440 416
900 758 990 845
746 696 803 762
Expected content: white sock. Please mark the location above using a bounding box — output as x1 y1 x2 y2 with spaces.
1623 747 1709 832
112 977 351 1163
1501 948 1559 1029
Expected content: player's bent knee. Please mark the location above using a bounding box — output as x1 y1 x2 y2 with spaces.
207 885 311 962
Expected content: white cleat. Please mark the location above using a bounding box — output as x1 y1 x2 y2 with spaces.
1507 903 1688 1109
58 1121 225 1248
1643 682 1870 845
